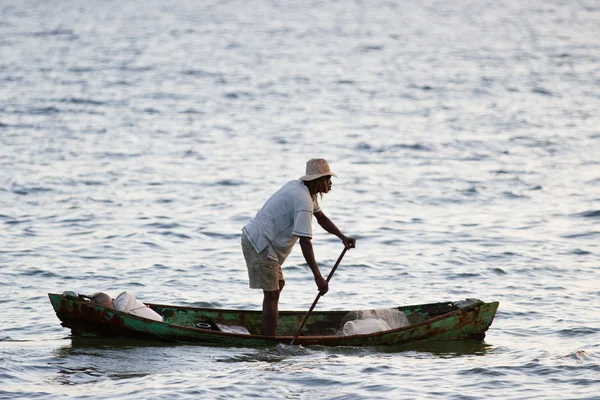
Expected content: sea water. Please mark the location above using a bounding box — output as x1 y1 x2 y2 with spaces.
1 0 599 398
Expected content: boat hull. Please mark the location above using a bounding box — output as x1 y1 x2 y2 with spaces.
48 293 498 347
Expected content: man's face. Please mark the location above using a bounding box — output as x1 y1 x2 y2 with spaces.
324 175 332 193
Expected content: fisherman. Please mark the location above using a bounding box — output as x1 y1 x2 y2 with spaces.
241 158 356 336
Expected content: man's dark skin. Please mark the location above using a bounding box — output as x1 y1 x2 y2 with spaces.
260 176 356 336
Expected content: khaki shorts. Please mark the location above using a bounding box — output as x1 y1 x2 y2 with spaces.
241 234 284 291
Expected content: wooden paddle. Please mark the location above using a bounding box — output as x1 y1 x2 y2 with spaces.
290 247 348 345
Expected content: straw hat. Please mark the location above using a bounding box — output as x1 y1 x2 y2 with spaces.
299 158 337 181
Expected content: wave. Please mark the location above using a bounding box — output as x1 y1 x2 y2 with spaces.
570 249 593 255
154 231 191 240
58 97 106 106
573 210 600 218
20 269 60 278
356 142 433 153
558 327 600 337
213 179 244 187
30 29 76 37
12 186 53 195
562 231 600 239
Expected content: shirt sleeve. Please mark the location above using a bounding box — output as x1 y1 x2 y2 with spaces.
313 199 321 214
292 193 317 238
292 210 313 238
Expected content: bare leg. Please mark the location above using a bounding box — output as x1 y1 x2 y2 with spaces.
261 280 285 336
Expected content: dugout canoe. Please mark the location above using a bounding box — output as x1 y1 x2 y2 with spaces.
48 293 499 347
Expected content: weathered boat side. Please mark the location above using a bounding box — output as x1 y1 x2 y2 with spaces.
290 301 499 347
48 293 498 347
49 293 276 346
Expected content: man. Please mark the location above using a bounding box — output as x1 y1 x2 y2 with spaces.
241 158 356 336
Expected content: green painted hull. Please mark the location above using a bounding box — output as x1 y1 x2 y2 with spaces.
48 293 499 347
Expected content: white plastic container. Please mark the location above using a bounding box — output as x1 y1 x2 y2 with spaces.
114 291 163 322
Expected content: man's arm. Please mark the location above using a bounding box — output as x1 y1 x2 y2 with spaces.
299 236 328 294
314 211 356 249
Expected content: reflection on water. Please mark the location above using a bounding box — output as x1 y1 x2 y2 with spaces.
66 337 179 351
52 345 148 385
53 365 149 386
50 341 185 386
217 343 315 363
376 340 495 358
216 340 494 364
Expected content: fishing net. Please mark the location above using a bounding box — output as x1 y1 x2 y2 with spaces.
339 309 410 336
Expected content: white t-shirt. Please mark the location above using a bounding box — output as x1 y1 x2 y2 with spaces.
242 180 321 264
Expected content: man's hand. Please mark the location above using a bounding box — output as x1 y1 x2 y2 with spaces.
315 274 329 295
342 235 356 250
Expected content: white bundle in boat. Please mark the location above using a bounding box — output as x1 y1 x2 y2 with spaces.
342 309 409 336
113 291 163 322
